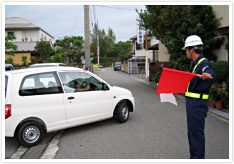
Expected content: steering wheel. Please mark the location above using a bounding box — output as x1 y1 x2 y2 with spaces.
80 82 88 88
89 83 98 91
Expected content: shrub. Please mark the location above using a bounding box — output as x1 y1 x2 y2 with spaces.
5 58 14 65
152 72 161 84
209 83 229 108
209 61 229 108
30 56 37 64
212 61 229 84
53 53 64 63
21 55 28 66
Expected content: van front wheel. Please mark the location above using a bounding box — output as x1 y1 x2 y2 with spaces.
17 121 44 147
116 101 129 123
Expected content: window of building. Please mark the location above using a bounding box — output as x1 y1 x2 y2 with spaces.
136 42 143 50
8 32 15 36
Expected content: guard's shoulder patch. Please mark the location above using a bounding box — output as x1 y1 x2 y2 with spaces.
202 66 209 72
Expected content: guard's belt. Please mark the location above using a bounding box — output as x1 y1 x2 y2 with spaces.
185 92 209 99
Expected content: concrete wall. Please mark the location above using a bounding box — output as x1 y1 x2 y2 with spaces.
158 41 169 62
212 5 229 28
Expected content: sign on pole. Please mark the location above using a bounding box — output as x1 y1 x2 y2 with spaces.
137 15 143 44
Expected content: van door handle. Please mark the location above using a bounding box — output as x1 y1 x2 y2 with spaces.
68 97 75 100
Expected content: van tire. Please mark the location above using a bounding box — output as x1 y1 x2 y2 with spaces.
17 121 44 147
116 101 129 123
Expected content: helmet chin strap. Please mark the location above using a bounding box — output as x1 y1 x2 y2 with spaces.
189 48 194 70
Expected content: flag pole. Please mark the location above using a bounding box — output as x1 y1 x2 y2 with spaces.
197 74 213 78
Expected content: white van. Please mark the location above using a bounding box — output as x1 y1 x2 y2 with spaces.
5 67 135 147
28 63 66 68
5 64 14 71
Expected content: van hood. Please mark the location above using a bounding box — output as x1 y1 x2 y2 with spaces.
111 86 132 96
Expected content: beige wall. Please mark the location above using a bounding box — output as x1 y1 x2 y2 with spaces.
211 5 229 62
5 53 31 65
158 41 170 62
212 5 229 28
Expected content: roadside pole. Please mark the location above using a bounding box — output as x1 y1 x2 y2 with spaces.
145 30 149 78
97 21 100 67
84 5 91 71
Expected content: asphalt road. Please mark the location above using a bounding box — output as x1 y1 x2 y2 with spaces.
53 68 229 159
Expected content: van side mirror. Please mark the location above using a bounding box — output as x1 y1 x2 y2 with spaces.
102 83 109 90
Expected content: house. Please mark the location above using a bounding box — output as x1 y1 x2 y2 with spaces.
129 35 170 80
5 17 54 65
211 5 229 62
129 35 169 62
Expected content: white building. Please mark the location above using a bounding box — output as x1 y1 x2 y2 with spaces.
5 17 54 64
129 35 169 62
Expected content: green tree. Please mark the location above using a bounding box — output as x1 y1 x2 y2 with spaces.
138 5 222 71
53 53 64 63
92 41 131 67
5 35 17 58
114 41 132 62
34 38 52 62
90 23 132 67
54 36 84 66
91 24 116 58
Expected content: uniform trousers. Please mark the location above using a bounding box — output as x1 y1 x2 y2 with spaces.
186 97 209 159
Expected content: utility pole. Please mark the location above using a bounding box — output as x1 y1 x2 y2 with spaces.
145 30 149 78
84 5 91 71
97 21 100 66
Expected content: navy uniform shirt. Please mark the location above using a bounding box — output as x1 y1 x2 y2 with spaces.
188 54 216 94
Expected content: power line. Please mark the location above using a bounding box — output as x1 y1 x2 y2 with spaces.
53 25 84 38
70 7 84 36
95 5 136 11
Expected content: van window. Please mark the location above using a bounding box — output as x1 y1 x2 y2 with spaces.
58 72 103 93
5 75 8 97
19 72 63 96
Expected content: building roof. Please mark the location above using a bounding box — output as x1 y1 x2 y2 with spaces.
5 17 54 39
148 43 159 50
130 35 137 40
5 42 37 52
129 50 135 54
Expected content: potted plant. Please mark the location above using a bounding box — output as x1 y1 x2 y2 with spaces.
209 84 218 108
216 86 229 109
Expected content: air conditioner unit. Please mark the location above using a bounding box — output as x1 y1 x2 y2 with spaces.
24 37 30 42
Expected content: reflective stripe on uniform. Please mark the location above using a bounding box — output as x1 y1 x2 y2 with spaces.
185 92 209 99
185 58 209 100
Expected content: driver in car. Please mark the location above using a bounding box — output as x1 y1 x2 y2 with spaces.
60 74 90 93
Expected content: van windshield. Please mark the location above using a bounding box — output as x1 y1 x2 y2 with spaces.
5 75 8 97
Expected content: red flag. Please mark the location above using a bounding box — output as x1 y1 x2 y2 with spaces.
156 67 197 94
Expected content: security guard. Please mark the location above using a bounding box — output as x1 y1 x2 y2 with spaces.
182 35 215 159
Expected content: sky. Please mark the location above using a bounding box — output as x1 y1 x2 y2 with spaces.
4 4 146 43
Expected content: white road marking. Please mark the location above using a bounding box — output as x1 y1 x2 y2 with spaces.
40 130 64 159
9 146 27 159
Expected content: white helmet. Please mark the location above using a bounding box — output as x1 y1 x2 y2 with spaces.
182 35 203 50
